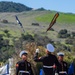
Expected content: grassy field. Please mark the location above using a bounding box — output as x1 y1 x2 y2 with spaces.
36 11 75 23
0 10 75 64
0 10 75 42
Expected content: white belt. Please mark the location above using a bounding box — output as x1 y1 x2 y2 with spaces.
43 65 53 68
19 71 29 74
59 71 67 74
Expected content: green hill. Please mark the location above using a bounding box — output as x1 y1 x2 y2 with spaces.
0 10 75 38
0 1 32 12
0 10 75 37
0 10 75 63
36 11 75 23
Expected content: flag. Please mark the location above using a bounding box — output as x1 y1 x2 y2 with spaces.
46 12 59 32
0 63 9 75
15 15 25 32
68 62 74 75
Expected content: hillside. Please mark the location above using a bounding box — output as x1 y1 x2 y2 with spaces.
0 10 75 43
36 11 75 23
0 1 32 12
0 10 74 34
0 10 75 66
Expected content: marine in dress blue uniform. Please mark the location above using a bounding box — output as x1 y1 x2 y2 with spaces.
34 44 59 75
16 51 34 75
57 52 68 75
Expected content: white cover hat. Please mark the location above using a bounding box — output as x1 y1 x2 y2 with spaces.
46 43 55 52
57 52 64 56
19 50 28 57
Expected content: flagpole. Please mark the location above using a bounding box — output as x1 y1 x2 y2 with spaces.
15 15 25 50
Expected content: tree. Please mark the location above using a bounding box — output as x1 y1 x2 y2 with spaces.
3 29 11 38
58 29 71 38
58 29 67 34
71 32 75 37
0 1 32 12
1 19 8 23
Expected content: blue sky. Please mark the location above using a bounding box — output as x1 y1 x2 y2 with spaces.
0 0 75 13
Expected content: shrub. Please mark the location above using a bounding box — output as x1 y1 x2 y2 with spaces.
58 29 67 34
1 19 8 23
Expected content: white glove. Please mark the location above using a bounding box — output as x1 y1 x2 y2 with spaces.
36 48 39 53
55 73 59 75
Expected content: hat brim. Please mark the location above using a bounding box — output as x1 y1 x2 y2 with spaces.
57 52 64 56
47 44 55 52
20 51 28 57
